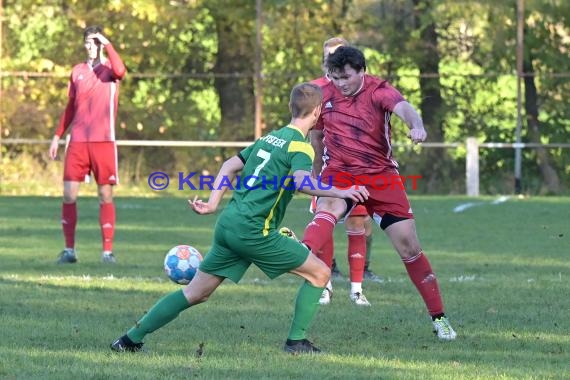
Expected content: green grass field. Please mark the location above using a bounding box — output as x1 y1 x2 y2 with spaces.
0 195 568 380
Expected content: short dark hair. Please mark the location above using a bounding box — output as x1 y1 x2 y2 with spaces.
326 46 366 73
289 83 323 118
83 26 103 40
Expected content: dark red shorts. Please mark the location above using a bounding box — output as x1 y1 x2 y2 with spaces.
321 168 413 221
64 142 118 185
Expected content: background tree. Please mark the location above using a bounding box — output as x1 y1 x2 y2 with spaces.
476 0 568 194
207 0 256 142
1 0 568 194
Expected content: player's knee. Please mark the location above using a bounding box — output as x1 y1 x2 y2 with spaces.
395 240 422 259
316 198 346 219
345 218 362 230
99 197 113 205
63 194 77 203
184 287 212 305
345 225 366 235
312 264 331 288
98 190 113 203
192 294 210 304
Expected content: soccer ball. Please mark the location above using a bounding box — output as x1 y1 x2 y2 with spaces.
164 245 203 285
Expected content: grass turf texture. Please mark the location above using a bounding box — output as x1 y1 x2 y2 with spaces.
0 195 568 379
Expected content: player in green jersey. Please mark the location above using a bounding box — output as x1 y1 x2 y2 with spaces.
110 82 369 355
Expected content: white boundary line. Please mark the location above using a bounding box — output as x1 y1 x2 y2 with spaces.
453 195 510 213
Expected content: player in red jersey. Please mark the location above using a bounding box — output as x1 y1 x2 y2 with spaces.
48 26 126 264
311 38 381 307
302 46 457 340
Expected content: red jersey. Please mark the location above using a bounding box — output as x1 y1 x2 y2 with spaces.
56 44 125 142
315 74 405 175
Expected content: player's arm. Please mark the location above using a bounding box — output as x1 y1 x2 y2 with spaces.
189 155 244 215
93 32 126 80
393 101 427 144
49 93 75 160
309 129 325 176
292 169 368 202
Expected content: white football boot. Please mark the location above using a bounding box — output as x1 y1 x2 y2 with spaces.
432 316 457 340
349 292 371 306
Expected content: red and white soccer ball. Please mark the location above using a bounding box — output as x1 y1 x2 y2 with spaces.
164 245 203 285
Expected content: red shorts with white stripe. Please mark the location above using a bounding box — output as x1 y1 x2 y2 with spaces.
64 142 118 185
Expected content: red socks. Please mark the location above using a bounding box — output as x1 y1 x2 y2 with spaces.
319 235 334 268
62 202 116 252
302 211 337 267
347 230 366 282
62 202 77 249
403 251 444 316
99 202 116 252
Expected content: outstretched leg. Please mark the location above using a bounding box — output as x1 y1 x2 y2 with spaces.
301 197 346 306
111 270 224 351
384 218 456 340
285 252 330 354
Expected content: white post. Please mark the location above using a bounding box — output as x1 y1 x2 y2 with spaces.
466 137 479 196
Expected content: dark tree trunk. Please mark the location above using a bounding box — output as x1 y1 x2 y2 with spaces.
331 0 353 34
523 56 561 194
211 3 256 143
412 0 448 192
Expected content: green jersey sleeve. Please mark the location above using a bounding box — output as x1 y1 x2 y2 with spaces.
239 143 255 163
288 140 314 173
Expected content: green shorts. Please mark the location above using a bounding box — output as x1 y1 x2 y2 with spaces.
199 221 310 283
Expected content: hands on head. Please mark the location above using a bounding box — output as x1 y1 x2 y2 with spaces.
90 33 110 46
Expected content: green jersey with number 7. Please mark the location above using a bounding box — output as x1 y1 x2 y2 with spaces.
222 125 314 237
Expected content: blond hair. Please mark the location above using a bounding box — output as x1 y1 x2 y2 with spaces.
322 37 350 71
289 83 323 118
323 37 349 52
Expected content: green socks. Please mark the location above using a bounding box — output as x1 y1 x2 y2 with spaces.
127 289 191 343
126 281 325 343
287 281 324 340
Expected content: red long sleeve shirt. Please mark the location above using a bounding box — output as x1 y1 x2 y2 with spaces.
55 43 126 142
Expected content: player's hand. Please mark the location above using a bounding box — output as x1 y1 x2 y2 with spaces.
408 127 427 144
188 195 216 215
340 185 369 203
93 33 110 46
48 138 59 160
